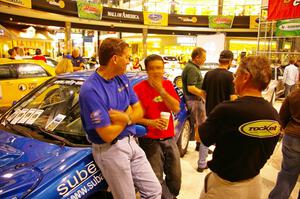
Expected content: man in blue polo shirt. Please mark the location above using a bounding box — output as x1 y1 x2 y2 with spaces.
79 38 161 199
71 48 85 71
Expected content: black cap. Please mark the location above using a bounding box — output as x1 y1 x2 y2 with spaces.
219 50 233 61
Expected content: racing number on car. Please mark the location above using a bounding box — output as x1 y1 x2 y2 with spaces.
28 83 37 90
18 84 27 91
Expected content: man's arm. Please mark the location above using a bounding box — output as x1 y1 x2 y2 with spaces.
187 85 206 100
279 97 291 129
95 102 144 143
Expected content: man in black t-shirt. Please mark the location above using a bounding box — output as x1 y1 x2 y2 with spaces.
202 50 236 115
199 56 281 199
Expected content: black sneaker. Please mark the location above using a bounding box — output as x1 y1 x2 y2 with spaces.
197 166 208 172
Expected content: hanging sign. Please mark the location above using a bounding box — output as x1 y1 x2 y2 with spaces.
275 18 300 36
208 16 234 29
268 0 300 20
0 0 31 8
77 0 103 20
143 11 168 26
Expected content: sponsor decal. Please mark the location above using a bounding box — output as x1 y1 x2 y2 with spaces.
276 18 300 36
178 16 197 23
208 16 234 29
239 120 280 138
0 0 31 8
57 161 104 197
148 14 162 21
90 109 102 124
18 83 27 91
47 0 65 8
107 11 140 20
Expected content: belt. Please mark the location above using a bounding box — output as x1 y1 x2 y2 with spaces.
111 135 131 145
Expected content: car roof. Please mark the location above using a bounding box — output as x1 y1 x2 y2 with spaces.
0 58 56 76
56 70 149 84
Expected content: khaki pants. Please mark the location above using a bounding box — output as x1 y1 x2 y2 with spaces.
200 172 262 199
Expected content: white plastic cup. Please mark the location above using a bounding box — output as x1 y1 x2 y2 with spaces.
160 112 170 130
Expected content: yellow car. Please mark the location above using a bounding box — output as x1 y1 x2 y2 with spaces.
0 59 56 111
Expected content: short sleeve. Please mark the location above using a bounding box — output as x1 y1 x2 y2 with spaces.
187 67 199 86
79 87 110 131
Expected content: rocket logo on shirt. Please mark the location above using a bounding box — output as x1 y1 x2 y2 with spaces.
90 110 102 124
238 120 280 138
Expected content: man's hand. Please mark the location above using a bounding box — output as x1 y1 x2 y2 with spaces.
149 118 168 130
109 109 129 124
148 77 164 93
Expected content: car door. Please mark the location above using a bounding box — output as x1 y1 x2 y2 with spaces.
0 64 17 109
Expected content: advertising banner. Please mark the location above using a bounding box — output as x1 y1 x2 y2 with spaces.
275 18 300 36
143 12 168 26
0 0 31 8
208 16 234 29
77 0 103 20
102 7 143 24
32 0 77 16
168 14 208 26
250 16 259 29
268 0 300 21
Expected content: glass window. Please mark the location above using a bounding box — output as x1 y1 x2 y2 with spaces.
0 64 15 80
17 63 48 78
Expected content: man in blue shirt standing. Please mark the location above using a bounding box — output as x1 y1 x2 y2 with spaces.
79 38 161 199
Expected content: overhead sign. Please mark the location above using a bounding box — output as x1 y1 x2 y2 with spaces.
0 0 31 8
143 12 168 26
208 16 234 29
268 0 300 21
275 18 300 36
102 7 143 24
32 0 77 16
77 0 103 20
168 14 208 26
250 16 259 29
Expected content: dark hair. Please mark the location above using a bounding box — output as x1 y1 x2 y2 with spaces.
8 48 14 56
144 54 164 70
191 47 206 60
239 55 271 91
35 48 42 55
99 38 129 66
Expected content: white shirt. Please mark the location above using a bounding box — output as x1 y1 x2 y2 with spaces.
283 64 299 85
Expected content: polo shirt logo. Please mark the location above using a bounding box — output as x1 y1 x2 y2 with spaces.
238 120 280 138
118 84 129 92
90 110 102 124
153 95 163 102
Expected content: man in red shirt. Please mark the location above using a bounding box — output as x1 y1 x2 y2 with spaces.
32 48 46 63
134 54 181 199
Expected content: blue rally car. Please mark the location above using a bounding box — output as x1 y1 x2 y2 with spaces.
0 71 192 198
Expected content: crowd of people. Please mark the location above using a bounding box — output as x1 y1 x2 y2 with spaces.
5 39 300 199
78 37 300 199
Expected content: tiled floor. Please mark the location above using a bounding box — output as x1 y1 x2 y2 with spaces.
177 99 300 199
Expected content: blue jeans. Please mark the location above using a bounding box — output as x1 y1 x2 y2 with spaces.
284 83 296 97
198 143 208 168
269 134 300 199
92 136 162 199
139 137 182 199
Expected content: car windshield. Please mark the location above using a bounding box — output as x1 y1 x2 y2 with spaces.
1 79 88 146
